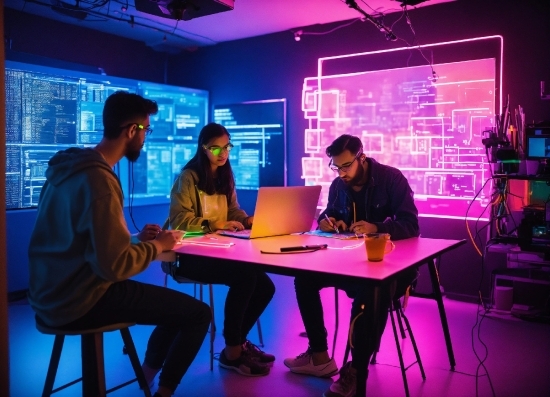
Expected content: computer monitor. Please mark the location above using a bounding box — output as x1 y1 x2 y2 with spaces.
213 99 287 190
4 60 208 210
525 126 550 160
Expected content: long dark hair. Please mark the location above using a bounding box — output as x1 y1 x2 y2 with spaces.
183 122 235 202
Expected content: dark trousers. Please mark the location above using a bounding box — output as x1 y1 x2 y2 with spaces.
294 267 418 370
175 260 275 347
59 280 211 392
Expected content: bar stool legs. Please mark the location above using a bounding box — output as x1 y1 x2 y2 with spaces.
340 298 426 397
37 322 151 397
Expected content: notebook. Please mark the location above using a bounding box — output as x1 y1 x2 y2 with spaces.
219 185 322 239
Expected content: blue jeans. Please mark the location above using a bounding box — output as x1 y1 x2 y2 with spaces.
294 267 418 370
58 279 211 392
174 259 275 347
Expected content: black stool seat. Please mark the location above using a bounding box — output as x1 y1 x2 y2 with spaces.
36 319 152 397
36 321 136 335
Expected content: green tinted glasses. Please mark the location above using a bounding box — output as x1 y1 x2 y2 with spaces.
121 123 153 136
203 143 234 156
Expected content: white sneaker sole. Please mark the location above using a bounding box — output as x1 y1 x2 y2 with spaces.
288 363 338 378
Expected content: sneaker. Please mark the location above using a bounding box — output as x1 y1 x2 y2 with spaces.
283 348 338 378
323 362 357 397
243 340 276 364
219 348 270 377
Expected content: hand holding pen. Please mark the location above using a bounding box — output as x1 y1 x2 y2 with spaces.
323 214 340 234
137 223 162 242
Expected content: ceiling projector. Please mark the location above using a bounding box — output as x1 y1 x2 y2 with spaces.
134 0 234 21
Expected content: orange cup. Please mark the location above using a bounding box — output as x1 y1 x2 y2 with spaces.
364 233 394 262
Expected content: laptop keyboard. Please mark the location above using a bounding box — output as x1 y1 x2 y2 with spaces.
222 229 251 237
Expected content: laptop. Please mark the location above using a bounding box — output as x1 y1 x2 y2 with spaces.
219 185 322 239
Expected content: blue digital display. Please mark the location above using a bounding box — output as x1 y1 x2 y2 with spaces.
4 60 208 209
526 128 550 160
213 99 287 190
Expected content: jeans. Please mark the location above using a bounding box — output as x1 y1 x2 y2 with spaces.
175 259 275 347
294 267 418 370
58 279 211 392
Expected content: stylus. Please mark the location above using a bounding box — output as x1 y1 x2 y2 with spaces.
324 214 340 234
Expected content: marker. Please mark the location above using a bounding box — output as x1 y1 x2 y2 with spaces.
280 244 328 252
324 214 340 234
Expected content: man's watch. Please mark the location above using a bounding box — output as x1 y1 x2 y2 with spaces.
201 219 211 233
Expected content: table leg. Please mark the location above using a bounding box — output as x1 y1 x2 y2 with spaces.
427 258 456 370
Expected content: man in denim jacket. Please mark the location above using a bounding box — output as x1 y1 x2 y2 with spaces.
284 134 420 397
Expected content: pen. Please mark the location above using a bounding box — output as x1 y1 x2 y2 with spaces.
324 214 339 234
280 244 328 252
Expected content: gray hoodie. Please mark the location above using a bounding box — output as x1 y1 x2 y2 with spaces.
28 147 159 327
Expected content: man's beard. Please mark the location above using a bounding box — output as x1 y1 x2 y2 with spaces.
125 134 143 162
343 160 365 187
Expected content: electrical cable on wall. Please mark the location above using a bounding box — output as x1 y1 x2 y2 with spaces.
292 17 363 41
336 0 439 82
344 0 397 41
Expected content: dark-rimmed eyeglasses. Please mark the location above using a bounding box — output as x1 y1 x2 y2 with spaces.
203 143 234 156
329 152 362 173
121 123 153 136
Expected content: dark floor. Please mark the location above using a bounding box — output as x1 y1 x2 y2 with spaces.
9 273 550 397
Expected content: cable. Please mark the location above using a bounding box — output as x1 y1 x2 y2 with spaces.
470 303 496 397
466 177 494 256
344 0 397 41
292 17 364 41
327 241 365 250
399 5 438 82
172 19 180 35
128 161 141 232
22 0 217 45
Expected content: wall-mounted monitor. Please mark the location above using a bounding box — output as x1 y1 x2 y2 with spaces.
122 82 208 206
4 60 208 210
213 99 287 190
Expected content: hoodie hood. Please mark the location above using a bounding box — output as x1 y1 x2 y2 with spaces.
46 147 117 187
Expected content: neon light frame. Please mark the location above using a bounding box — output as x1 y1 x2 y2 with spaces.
309 36 503 221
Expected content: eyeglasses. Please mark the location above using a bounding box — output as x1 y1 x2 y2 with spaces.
137 124 153 136
329 152 361 173
203 143 234 156
121 123 153 136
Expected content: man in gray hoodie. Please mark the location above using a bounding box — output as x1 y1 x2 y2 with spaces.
28 91 211 397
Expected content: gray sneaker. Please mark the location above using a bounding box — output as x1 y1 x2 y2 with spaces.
243 340 275 364
323 362 357 397
219 348 270 377
283 348 338 378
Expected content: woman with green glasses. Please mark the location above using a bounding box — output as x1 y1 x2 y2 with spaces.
167 122 276 377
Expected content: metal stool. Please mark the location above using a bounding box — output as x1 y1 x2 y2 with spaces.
341 292 426 397
162 260 265 370
36 319 151 397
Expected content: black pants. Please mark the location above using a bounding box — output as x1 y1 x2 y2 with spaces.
294 267 418 370
58 280 211 392
175 259 275 347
